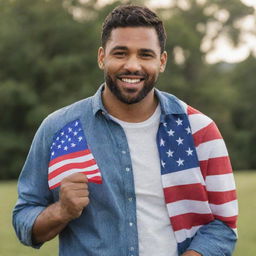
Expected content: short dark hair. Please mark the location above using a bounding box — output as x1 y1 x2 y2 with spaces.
101 5 167 53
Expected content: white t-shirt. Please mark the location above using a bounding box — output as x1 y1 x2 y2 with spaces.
110 105 178 256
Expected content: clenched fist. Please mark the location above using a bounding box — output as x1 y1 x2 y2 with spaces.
59 173 89 222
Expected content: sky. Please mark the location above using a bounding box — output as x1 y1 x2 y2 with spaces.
149 0 256 64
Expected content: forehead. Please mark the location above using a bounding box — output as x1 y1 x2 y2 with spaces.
105 27 161 53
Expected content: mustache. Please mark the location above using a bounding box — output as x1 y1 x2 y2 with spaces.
116 71 148 79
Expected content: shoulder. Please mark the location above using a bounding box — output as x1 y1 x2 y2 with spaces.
156 89 214 129
177 99 214 134
37 97 93 142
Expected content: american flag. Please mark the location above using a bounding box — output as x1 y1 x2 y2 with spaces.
158 101 238 247
48 119 102 190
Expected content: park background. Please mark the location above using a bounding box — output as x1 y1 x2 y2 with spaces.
0 0 255 255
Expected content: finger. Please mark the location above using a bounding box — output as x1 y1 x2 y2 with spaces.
74 189 89 198
62 173 88 184
60 184 89 196
70 183 89 191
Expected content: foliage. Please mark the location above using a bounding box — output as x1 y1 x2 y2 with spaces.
230 55 256 169
0 0 255 178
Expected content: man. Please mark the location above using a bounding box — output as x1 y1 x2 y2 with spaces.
13 5 238 256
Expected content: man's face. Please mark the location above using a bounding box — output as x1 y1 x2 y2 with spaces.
98 27 167 104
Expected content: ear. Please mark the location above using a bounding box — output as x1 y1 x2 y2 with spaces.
98 47 105 70
159 51 167 73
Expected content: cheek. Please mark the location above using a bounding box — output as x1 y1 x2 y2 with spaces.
145 63 161 76
104 62 120 76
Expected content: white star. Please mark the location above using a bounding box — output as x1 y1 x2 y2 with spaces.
52 142 56 146
74 131 78 136
186 147 193 156
61 132 65 136
176 158 184 166
68 138 71 142
176 137 184 145
163 122 167 127
186 127 191 134
161 160 166 168
167 129 175 136
71 143 76 147
75 121 79 127
56 137 60 141
176 118 183 126
160 138 165 147
68 127 72 133
166 149 174 157
78 136 83 142
64 146 68 151
61 140 65 144
57 145 61 149
51 151 55 156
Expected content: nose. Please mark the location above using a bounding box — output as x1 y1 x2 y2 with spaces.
123 55 142 72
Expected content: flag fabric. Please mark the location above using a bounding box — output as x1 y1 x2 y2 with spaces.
158 100 238 249
48 119 102 190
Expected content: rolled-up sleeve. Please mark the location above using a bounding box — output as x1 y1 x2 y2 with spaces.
187 121 238 255
12 119 54 248
187 219 237 256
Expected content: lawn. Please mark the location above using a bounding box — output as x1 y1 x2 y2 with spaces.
0 171 255 255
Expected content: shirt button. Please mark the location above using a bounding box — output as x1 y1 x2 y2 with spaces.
129 222 133 227
125 167 130 172
128 197 133 202
121 150 126 154
130 247 134 251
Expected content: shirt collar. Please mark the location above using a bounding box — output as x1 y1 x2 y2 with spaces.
92 84 107 116
91 84 185 118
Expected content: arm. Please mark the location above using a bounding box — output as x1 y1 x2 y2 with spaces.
32 173 89 244
185 121 238 255
13 119 89 247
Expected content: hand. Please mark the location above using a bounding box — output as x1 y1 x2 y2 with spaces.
181 250 202 256
59 173 89 222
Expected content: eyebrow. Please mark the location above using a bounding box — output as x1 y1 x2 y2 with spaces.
110 46 157 56
109 46 128 53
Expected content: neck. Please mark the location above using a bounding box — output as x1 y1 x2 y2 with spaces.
102 84 158 122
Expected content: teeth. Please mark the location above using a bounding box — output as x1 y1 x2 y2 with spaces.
122 78 141 84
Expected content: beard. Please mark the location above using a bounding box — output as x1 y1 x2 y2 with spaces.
105 71 156 105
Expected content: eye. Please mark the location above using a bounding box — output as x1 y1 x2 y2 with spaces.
140 53 154 59
113 51 126 58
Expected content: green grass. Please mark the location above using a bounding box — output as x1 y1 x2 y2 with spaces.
233 171 256 256
0 181 57 256
0 171 255 255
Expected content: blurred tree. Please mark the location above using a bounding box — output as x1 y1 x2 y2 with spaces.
0 0 103 178
230 55 256 169
0 0 255 178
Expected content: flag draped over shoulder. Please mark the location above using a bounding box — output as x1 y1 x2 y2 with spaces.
48 119 102 190
158 101 238 249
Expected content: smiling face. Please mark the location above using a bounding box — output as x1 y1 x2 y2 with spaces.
98 27 167 105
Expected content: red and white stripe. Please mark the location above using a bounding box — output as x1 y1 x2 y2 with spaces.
48 149 102 189
163 100 238 243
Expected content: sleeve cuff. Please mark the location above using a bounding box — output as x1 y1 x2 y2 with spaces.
13 205 46 248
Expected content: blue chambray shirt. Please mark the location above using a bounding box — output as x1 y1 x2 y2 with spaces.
13 85 236 256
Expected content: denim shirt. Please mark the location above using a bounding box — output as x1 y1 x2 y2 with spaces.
13 85 237 256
